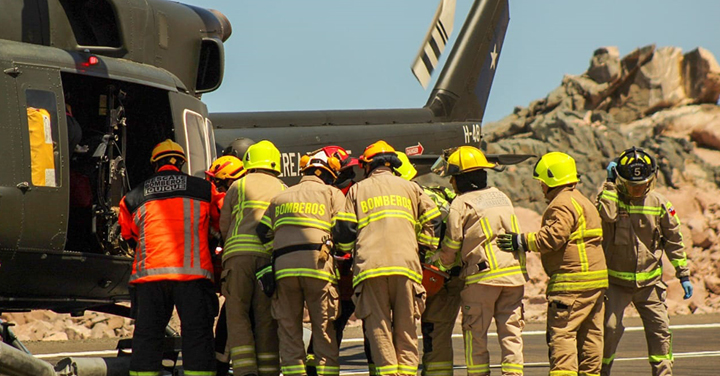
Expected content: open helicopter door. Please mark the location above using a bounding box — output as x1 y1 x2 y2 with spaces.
10 64 69 251
169 92 216 178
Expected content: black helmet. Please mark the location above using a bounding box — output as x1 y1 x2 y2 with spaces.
615 147 657 198
223 137 256 160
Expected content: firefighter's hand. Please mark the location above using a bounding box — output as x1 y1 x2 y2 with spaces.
606 161 618 182
497 233 526 252
681 277 693 299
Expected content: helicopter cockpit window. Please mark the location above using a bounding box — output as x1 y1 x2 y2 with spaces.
25 90 60 187
184 110 212 177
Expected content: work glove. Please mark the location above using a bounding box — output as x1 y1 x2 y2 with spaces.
681 277 693 299
497 233 526 252
606 160 618 182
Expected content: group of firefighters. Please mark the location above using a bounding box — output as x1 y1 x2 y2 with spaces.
118 137 694 376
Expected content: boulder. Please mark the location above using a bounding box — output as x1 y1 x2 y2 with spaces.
682 47 720 104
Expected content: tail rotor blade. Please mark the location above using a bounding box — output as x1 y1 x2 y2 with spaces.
411 0 457 89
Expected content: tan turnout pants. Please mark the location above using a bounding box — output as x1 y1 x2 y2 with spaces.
273 276 340 376
546 288 605 376
421 277 463 376
460 284 524 376
353 275 426 376
602 282 672 376
222 255 280 376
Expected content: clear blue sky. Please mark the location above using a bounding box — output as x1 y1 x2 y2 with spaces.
180 0 720 123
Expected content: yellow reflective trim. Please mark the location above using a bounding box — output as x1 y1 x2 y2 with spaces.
570 198 589 273
353 267 422 287
479 218 497 270
442 237 462 250
260 215 272 227
550 269 608 283
501 362 524 372
602 353 616 365
578 373 599 376
242 200 270 210
184 372 215 376
599 191 664 215
232 358 257 367
527 232 539 252
465 265 527 285
275 216 332 231
547 279 609 293
397 365 418 373
230 345 255 355
418 206 441 224
608 267 661 282
549 371 577 376
418 233 440 247
358 209 415 230
670 253 687 268
464 330 472 367
335 212 358 222
375 365 399 375
275 268 339 283
336 242 355 252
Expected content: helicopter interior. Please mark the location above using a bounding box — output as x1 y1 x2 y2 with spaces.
60 72 174 255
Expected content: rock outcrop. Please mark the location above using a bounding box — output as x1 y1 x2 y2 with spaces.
484 44 720 318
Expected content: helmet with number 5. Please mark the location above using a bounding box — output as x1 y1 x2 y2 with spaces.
615 146 658 198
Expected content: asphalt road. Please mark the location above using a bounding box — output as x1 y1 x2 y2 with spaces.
24 313 720 375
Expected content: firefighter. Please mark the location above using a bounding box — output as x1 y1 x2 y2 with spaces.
395 151 465 376
333 140 442 376
119 139 221 376
597 147 693 376
206 155 246 194
498 151 607 376
305 146 363 376
205 155 246 376
430 146 527 376
256 148 346 376
220 140 286 376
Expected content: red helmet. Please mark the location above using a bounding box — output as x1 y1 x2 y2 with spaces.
321 146 358 171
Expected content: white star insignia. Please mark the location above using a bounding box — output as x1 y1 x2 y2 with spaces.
490 44 498 70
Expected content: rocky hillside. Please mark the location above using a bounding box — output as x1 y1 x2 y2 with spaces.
483 44 720 319
4 44 720 341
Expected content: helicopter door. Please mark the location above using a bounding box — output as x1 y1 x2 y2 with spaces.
12 64 69 251
168 92 215 178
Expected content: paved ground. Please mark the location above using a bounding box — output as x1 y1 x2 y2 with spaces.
23 313 720 375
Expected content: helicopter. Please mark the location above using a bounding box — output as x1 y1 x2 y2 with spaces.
0 0 517 372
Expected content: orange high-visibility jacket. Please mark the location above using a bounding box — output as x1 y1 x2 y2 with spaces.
119 165 222 284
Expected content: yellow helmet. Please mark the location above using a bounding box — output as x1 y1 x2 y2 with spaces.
243 140 281 174
533 152 579 187
394 151 417 180
359 140 396 166
150 139 186 164
206 155 246 181
445 146 495 176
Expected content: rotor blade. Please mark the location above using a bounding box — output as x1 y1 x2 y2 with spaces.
485 154 536 165
411 0 457 89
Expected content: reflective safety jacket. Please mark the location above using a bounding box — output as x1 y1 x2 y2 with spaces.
597 182 689 288
438 187 528 286
526 185 607 294
220 171 286 261
119 165 221 284
256 175 346 283
333 167 442 287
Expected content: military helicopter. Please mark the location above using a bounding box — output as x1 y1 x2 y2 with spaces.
0 0 518 372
